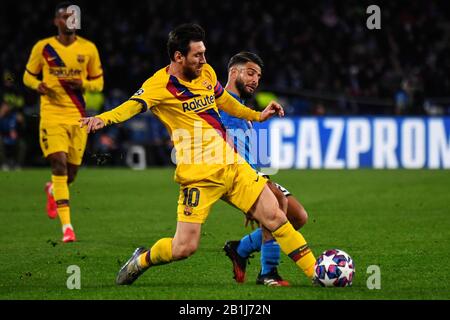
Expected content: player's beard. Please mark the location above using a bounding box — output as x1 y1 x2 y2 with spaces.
183 65 200 81
235 78 254 100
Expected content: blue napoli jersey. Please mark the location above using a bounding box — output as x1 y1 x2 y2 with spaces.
0 112 18 145
219 91 257 169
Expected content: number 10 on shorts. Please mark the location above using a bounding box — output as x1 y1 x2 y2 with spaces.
182 188 200 207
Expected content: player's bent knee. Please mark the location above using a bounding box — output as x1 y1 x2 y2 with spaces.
52 163 67 176
252 185 287 231
289 206 309 230
261 208 287 232
48 155 67 175
257 199 279 224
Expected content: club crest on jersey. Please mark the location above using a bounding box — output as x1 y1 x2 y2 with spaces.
202 80 213 90
184 206 193 216
77 55 85 64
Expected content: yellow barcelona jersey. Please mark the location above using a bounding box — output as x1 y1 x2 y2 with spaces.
98 63 261 184
25 36 103 124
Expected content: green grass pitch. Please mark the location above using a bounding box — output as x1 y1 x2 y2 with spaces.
0 168 449 300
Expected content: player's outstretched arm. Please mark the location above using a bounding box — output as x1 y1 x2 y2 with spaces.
216 90 284 122
216 90 261 121
80 99 145 133
259 100 284 121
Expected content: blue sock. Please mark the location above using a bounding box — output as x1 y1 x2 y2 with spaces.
261 240 281 275
237 228 262 258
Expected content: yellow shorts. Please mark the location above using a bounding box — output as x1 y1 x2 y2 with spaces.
39 122 88 165
177 163 268 224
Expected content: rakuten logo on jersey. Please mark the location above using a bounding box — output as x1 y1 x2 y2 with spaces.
182 95 215 112
49 67 82 78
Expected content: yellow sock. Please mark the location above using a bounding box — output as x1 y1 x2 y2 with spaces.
57 207 71 226
138 250 150 268
272 222 316 279
52 175 71 227
148 238 173 266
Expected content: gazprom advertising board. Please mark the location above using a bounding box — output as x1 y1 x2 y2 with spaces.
252 117 450 169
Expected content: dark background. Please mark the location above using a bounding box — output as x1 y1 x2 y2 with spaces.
1 0 449 167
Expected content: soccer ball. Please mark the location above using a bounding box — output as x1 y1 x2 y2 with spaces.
313 249 355 287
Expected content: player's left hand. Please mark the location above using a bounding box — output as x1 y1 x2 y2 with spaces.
66 79 83 90
259 101 284 121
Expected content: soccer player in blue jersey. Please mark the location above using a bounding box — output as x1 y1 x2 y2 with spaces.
221 52 309 286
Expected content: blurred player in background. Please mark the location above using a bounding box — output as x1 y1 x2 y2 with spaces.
220 52 309 286
23 2 104 242
80 23 316 286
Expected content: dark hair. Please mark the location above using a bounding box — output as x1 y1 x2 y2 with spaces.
227 52 264 71
55 2 75 16
167 23 205 61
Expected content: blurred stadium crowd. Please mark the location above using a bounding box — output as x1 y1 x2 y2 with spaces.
1 0 449 168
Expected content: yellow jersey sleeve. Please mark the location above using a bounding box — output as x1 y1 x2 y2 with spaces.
23 70 41 91
203 63 261 121
23 41 44 90
216 90 261 121
97 73 164 125
96 99 143 125
25 40 44 76
128 76 163 111
83 43 104 92
87 43 103 78
202 64 217 85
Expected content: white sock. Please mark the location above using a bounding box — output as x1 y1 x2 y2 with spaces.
62 224 73 233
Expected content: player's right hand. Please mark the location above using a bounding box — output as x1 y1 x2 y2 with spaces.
37 82 55 97
79 117 105 133
259 100 284 122
37 82 48 94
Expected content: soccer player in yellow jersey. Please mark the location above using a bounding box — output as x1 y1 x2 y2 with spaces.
23 2 104 242
80 24 316 285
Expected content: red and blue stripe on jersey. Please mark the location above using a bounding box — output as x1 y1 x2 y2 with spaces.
197 107 238 154
166 75 200 101
214 81 225 98
197 108 227 140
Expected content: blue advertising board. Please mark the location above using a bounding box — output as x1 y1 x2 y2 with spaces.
251 117 450 169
